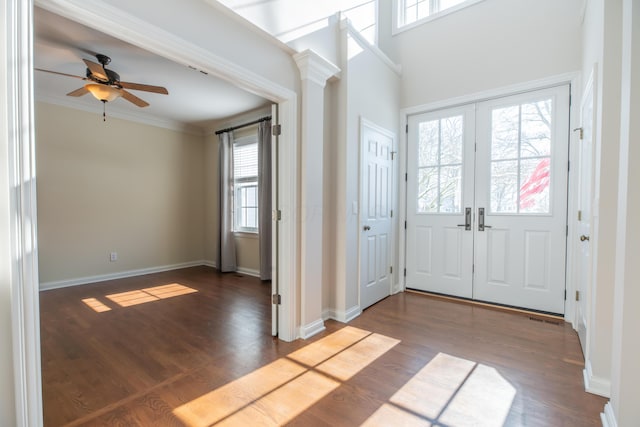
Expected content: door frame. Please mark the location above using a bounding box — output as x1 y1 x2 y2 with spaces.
399 72 580 322
6 0 300 424
358 117 398 309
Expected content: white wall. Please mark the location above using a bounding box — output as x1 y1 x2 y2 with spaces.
36 102 206 285
393 0 583 108
330 23 400 319
580 0 622 397
609 0 640 424
0 5 17 420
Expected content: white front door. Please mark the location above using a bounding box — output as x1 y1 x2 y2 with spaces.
405 105 475 298
575 75 595 351
405 85 570 314
360 120 394 309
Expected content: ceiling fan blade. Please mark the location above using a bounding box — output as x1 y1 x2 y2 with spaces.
66 87 89 97
121 89 149 108
119 81 169 95
35 68 86 80
83 59 108 81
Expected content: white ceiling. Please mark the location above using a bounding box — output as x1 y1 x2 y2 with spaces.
34 6 271 132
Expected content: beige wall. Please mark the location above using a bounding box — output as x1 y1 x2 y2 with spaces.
36 102 206 285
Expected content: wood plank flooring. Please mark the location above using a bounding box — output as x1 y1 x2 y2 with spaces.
40 266 606 426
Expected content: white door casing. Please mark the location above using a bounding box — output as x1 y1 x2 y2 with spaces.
405 85 571 314
406 105 475 298
360 119 394 309
575 73 595 351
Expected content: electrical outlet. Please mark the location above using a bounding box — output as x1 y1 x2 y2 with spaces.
110 252 117 262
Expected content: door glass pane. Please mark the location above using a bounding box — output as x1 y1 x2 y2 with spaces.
419 120 439 166
440 165 462 213
491 160 518 213
491 106 519 160
416 114 464 214
418 167 438 213
520 158 550 213
521 100 552 157
441 116 463 165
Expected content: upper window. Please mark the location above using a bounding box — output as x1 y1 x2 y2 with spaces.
395 0 484 32
233 136 259 233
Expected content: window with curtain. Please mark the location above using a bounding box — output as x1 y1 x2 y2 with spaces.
233 136 259 233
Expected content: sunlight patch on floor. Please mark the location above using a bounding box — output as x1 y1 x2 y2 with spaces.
81 297 111 313
173 326 400 426
105 283 197 307
364 352 516 427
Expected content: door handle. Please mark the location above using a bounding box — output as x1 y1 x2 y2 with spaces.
580 235 590 241
478 207 492 231
363 225 371 231
457 207 472 230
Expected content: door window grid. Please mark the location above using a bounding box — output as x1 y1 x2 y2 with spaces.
417 115 463 214
490 99 553 214
233 138 259 233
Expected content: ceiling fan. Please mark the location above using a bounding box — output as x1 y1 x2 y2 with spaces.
35 53 168 108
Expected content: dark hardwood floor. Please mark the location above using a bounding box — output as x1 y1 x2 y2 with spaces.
40 266 606 426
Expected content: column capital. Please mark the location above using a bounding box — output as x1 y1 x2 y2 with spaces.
293 49 340 87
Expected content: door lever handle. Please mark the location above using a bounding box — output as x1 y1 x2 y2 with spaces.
580 235 590 241
363 225 371 231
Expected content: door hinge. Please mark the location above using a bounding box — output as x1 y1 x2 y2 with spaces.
390 266 393 274
573 127 584 140
405 123 408 133
404 220 407 229
564 290 567 300
576 290 580 301
272 294 281 305
272 124 281 136
472 264 475 273
390 209 393 218
566 225 569 236
272 210 282 221
404 268 407 277
568 161 570 172
391 151 396 160
405 173 408 182
578 210 582 221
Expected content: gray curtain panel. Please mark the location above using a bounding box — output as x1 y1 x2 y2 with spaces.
217 130 237 272
258 120 272 280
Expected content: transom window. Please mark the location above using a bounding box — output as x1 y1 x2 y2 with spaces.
417 115 464 213
233 137 259 233
396 0 484 31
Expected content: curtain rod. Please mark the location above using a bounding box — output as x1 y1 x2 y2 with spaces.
215 115 272 135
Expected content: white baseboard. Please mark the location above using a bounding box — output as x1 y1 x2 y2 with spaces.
235 267 260 278
323 305 362 323
40 260 211 291
601 402 618 427
583 360 611 397
202 260 217 268
299 318 326 339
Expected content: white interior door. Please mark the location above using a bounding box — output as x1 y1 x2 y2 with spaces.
405 85 570 314
406 105 475 298
360 120 394 309
576 76 595 350
474 86 570 314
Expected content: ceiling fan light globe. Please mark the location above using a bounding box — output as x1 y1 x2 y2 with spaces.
85 83 122 102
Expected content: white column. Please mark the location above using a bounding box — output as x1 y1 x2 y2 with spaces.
606 1 640 425
294 50 340 339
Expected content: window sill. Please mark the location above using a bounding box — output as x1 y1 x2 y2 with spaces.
234 231 259 240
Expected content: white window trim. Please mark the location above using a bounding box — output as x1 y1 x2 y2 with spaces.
392 0 486 35
233 135 259 234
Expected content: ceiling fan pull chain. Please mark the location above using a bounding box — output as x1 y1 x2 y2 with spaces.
102 100 107 122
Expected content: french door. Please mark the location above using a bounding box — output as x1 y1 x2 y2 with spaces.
406 85 570 314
